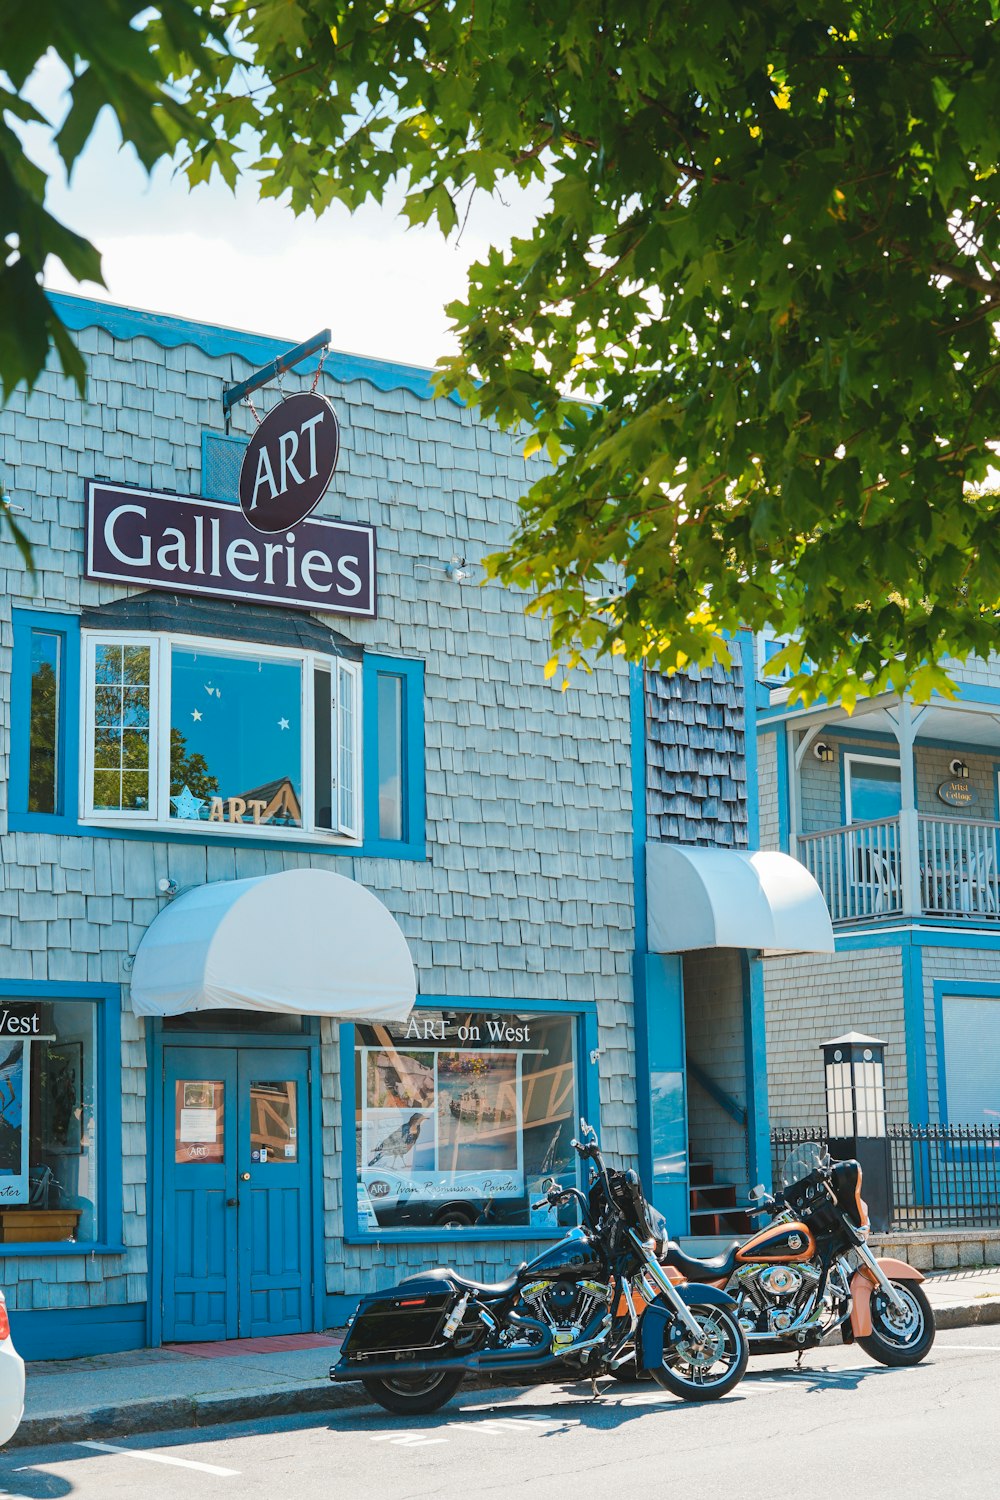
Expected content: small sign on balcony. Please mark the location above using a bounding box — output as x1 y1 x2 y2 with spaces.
938 779 975 807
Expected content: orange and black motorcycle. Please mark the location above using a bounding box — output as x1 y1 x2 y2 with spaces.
659 1144 935 1367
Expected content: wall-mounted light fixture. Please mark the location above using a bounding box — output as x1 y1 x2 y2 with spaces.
813 741 835 763
949 757 970 779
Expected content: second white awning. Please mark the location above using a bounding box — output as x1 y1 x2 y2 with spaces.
646 844 835 955
130 868 417 1021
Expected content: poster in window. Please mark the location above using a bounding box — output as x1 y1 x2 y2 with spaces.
174 1080 224 1164
41 1042 84 1155
358 1047 524 1209
0 1041 31 1204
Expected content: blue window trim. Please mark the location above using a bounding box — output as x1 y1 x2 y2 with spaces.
9 614 425 861
341 995 600 1245
839 744 901 826
362 653 426 861
0 981 123 1257
932 979 1000 1127
9 609 81 835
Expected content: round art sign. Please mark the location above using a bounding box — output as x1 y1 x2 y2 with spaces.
239 391 340 534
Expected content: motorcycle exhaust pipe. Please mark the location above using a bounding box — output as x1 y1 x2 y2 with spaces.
332 1348 569 1382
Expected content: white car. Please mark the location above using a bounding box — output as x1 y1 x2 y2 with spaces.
0 1291 25 1447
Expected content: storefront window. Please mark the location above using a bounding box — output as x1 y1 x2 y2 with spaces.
0 1001 99 1243
92 642 152 812
377 674 403 841
353 1009 580 1233
169 648 303 827
28 630 61 814
82 632 362 837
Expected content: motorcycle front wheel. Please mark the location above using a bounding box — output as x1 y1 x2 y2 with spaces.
650 1305 748 1401
858 1279 935 1366
361 1369 465 1415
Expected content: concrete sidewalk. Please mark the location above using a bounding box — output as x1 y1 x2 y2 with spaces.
8 1267 1000 1451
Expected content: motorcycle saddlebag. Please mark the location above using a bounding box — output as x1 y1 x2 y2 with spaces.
341 1277 459 1361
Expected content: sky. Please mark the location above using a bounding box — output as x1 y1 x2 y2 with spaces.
25 55 548 370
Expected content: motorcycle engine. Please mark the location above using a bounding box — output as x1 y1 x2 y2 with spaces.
518 1279 612 1350
736 1262 821 1336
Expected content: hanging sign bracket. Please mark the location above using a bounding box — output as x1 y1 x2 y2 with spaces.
222 329 331 431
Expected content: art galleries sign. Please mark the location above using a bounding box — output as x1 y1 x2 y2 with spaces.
85 477 376 617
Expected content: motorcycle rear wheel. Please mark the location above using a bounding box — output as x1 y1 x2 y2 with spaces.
361 1369 465 1415
650 1306 748 1402
858 1280 935 1367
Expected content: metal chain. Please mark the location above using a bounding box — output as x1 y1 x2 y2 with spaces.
310 346 328 393
243 393 262 428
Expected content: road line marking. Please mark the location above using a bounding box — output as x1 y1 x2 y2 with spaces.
369 1433 448 1447
75 1441 239 1476
933 1344 1000 1352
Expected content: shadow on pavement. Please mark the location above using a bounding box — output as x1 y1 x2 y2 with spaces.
0 1463 73 1498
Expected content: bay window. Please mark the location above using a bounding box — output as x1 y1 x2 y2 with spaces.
82 632 362 839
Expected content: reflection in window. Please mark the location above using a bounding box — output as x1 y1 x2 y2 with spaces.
250 1081 297 1164
169 649 303 827
378 674 404 841
353 1011 579 1233
92 643 151 812
28 631 61 814
0 1000 99 1243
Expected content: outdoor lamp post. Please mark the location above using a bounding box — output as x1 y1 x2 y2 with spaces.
821 1032 893 1233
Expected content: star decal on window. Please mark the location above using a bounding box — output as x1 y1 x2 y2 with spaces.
191 709 203 722
170 786 205 821
278 717 290 730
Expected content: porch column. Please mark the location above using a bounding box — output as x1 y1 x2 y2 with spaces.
892 699 921 917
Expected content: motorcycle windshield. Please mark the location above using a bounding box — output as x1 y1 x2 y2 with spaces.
780 1142 825 1188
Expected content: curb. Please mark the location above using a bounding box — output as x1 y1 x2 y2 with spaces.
11 1301 1000 1450
9 1380 373 1452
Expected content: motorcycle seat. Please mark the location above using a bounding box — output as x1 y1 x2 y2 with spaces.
403 1265 526 1301
662 1239 740 1282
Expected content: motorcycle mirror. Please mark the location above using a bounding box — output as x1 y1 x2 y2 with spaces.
749 1184 766 1200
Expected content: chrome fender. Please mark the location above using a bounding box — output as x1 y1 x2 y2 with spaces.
850 1258 925 1338
638 1285 738 1370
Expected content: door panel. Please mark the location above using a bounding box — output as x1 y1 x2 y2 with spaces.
162 1043 313 1342
238 1054 312 1337
162 1048 238 1342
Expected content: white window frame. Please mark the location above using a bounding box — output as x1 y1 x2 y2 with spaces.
80 630 362 843
844 753 901 825
82 633 162 823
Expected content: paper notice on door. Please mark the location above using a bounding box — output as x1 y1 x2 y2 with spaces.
179 1108 218 1143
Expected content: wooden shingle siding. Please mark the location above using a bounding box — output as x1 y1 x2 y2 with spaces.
0 304 637 1310
645 661 749 848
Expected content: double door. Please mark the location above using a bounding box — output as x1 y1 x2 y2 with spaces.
162 1045 313 1342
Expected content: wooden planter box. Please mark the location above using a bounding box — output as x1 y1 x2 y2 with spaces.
0 1208 81 1244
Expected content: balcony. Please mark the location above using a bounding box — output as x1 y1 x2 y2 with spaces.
799 814 1000 924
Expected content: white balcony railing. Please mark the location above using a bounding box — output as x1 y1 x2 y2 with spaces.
798 818 903 923
918 815 1000 918
799 815 1000 924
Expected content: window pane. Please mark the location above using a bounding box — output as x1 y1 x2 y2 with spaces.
174 1080 224 1165
0 1001 99 1243
90 642 151 813
942 995 1000 1122
378 674 404 842
250 1081 297 1164
169 648 303 827
313 667 333 830
849 760 901 822
28 631 61 814
338 663 356 833
353 1010 579 1233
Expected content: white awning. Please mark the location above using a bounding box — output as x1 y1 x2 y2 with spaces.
646 844 835 955
130 869 416 1021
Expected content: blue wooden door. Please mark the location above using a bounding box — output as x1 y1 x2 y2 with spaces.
162 1046 239 1342
237 1050 312 1336
162 1044 313 1341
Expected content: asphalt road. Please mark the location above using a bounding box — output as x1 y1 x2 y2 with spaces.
4 1325 999 1500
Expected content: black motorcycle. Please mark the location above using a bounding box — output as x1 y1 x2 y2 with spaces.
331 1120 748 1414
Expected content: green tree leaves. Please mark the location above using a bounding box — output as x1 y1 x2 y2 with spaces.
9 2 1000 698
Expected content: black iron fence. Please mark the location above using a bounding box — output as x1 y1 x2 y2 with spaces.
770 1124 1000 1232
